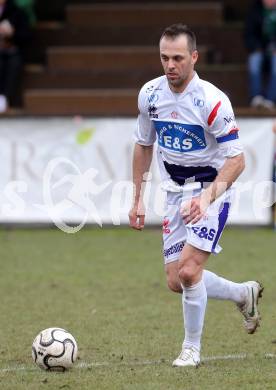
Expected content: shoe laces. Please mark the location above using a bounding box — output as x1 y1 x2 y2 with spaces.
179 347 197 361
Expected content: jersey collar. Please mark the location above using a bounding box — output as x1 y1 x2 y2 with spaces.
182 71 199 95
167 71 199 98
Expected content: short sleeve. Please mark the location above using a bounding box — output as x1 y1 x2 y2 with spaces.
133 87 156 146
207 93 243 157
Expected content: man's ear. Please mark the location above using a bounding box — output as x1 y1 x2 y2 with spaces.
191 50 198 65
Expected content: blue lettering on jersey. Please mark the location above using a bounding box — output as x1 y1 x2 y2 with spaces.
153 120 207 153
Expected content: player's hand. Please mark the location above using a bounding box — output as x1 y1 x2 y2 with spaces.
180 195 210 225
128 203 145 230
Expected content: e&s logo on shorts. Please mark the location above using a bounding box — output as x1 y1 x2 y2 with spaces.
192 226 216 241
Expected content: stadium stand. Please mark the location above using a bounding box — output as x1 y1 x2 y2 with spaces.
20 0 276 116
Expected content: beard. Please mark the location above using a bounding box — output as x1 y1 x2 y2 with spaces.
167 75 185 89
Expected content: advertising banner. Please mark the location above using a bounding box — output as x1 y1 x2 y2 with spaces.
228 118 275 225
0 117 274 230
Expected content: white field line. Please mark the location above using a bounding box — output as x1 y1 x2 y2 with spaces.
0 353 275 373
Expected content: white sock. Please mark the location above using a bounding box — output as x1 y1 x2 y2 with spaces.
182 279 207 352
203 270 247 304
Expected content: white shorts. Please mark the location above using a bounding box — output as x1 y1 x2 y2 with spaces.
162 186 232 264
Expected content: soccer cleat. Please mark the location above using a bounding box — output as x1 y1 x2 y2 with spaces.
172 346 200 367
236 281 264 334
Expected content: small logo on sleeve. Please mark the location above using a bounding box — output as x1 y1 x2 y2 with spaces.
163 218 170 234
148 104 158 118
146 85 154 94
148 93 159 104
224 115 234 125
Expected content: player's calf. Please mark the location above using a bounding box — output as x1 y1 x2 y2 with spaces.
165 260 182 293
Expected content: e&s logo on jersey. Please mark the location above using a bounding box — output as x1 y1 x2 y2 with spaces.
153 121 206 152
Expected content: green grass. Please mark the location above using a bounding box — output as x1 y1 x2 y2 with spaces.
0 227 276 389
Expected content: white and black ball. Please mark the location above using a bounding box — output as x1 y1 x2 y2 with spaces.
32 328 78 371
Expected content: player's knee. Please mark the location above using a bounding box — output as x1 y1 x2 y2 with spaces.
167 277 182 293
178 264 197 286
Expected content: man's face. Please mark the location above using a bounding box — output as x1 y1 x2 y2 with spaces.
159 34 198 92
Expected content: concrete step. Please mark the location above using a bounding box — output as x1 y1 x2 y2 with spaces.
24 89 138 116
46 45 209 71
27 22 245 65
24 64 248 101
35 0 250 23
23 68 158 89
66 3 223 28
24 87 276 116
24 66 248 115
6 103 276 118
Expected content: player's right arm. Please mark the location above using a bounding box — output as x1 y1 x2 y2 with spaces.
129 84 156 230
129 143 153 230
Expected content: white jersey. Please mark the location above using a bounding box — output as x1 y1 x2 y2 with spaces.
134 72 243 190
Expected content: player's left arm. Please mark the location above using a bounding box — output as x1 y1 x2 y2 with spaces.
182 94 244 224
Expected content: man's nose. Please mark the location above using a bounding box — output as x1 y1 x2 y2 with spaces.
168 59 175 69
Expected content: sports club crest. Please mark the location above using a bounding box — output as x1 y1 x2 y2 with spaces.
171 111 178 119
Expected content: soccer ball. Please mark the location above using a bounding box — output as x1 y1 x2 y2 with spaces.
32 328 78 371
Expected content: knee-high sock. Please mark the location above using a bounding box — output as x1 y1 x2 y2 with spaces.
203 270 247 303
182 279 207 351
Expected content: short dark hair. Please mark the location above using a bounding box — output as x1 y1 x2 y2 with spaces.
160 24 197 53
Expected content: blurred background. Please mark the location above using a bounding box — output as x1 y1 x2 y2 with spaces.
0 0 275 227
2 0 276 115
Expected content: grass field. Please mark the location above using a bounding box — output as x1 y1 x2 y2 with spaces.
0 226 276 389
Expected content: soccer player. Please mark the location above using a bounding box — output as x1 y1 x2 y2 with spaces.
129 24 263 367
